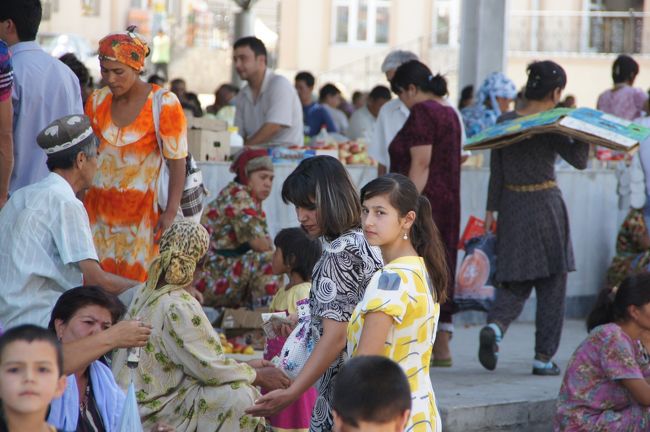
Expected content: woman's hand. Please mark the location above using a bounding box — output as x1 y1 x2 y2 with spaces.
106 320 152 349
246 359 274 369
246 388 297 417
252 366 291 391
271 314 298 339
154 210 176 243
485 211 496 233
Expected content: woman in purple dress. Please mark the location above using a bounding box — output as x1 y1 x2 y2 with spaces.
388 60 461 366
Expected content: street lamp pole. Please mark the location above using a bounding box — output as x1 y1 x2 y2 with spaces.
232 0 258 85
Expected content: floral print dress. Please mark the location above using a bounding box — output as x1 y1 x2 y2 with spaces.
347 256 441 432
84 84 187 281
554 323 650 431
195 180 280 309
112 284 264 432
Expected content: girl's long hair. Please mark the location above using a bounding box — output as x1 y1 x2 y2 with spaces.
361 173 448 303
586 274 650 332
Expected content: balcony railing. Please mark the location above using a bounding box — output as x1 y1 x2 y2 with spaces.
508 10 649 54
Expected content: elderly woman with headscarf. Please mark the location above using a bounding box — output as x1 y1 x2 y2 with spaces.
112 220 289 431
461 72 518 138
83 27 188 283
195 149 281 309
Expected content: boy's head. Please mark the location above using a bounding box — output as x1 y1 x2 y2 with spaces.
0 325 66 417
272 227 322 280
332 356 411 432
0 0 42 45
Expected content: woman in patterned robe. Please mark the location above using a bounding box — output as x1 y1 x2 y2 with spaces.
246 156 383 431
112 220 289 431
194 149 281 309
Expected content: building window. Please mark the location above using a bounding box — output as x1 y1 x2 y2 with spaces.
81 0 100 16
332 0 390 45
432 0 459 47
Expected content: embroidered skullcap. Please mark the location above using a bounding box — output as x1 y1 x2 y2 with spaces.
147 220 210 288
37 115 98 156
230 149 273 185
98 27 150 72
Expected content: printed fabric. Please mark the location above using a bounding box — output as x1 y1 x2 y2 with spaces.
606 209 650 288
308 228 383 432
0 40 12 102
195 181 280 308
84 84 188 282
347 256 441 432
554 323 650 431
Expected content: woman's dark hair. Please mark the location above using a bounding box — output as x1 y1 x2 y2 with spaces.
48 286 126 332
390 60 448 97
274 227 322 281
524 60 567 101
59 53 92 88
282 156 361 242
0 324 63 376
612 54 639 84
458 84 474 109
586 274 650 332
360 174 449 303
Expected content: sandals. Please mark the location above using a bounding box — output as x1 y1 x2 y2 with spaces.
478 325 499 371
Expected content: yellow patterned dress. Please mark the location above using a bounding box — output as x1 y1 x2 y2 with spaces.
347 256 441 432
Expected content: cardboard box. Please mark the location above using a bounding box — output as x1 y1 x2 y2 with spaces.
221 308 264 329
188 129 230 162
187 116 228 132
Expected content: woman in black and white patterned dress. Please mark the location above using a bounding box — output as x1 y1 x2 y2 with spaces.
246 156 383 431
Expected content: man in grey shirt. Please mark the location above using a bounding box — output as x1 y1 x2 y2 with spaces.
233 36 302 147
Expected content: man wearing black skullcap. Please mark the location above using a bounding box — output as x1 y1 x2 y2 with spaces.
0 114 138 329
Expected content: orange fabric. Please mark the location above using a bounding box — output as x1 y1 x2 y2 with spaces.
84 84 187 280
98 32 149 71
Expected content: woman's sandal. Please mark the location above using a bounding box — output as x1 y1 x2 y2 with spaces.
430 358 453 367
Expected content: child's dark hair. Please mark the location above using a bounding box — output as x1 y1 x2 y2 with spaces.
274 228 322 281
48 286 126 332
586 274 650 332
390 60 448 97
332 356 411 427
0 325 63 377
524 60 567 101
360 173 449 303
612 54 639 84
282 156 362 242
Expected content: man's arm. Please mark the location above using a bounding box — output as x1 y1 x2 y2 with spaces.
0 98 13 208
245 122 285 147
78 259 139 295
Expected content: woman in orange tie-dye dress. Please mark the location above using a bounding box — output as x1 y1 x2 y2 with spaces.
84 29 188 282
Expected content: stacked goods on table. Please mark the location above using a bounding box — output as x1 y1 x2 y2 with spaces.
186 116 231 162
218 331 255 355
220 308 265 351
465 107 650 153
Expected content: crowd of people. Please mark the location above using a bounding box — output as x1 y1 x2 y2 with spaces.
4 0 650 431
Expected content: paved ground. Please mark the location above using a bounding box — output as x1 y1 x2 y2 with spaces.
434 319 586 432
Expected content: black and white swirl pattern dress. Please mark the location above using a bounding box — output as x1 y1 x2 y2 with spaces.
308 228 383 431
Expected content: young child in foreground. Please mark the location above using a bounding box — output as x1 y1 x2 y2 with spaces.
0 324 67 432
264 227 322 431
332 356 411 432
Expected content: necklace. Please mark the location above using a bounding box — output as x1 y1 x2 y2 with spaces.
79 382 91 413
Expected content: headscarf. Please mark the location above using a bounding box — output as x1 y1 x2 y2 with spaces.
230 149 273 185
98 28 150 72
461 72 517 138
128 221 209 318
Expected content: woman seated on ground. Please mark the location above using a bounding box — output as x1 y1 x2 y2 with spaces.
47 286 172 432
554 274 650 432
195 149 281 309
112 220 289 432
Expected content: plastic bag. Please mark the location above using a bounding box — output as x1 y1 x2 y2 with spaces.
273 299 318 380
454 234 497 312
118 381 143 432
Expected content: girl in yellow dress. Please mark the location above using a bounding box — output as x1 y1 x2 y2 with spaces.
347 173 450 432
